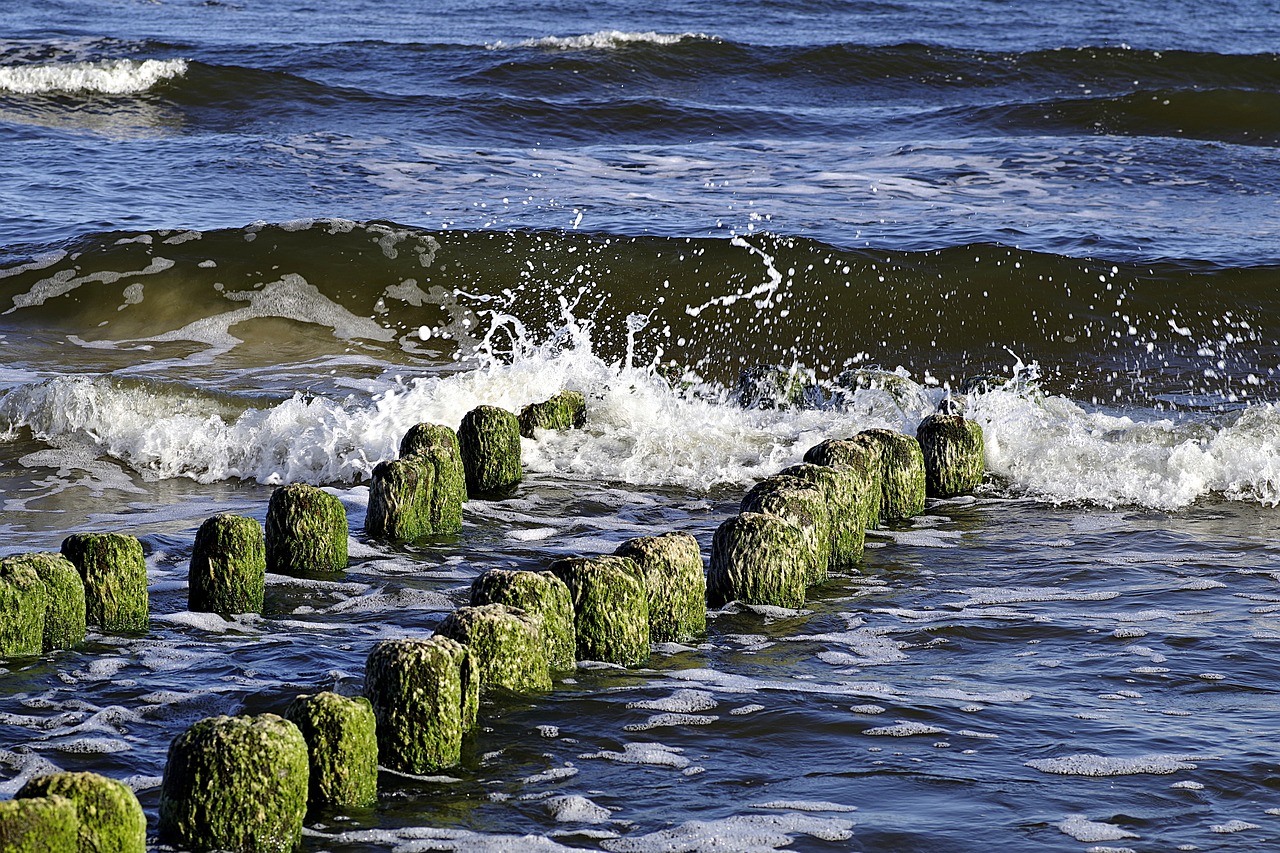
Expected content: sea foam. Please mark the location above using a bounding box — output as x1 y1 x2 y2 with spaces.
0 59 188 94
492 31 711 50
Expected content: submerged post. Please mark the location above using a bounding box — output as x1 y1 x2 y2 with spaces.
470 569 577 671
399 423 467 533
61 533 149 634
17 772 146 853
916 414 985 497
857 429 927 522
189 514 266 615
458 406 523 497
708 512 807 609
549 555 651 666
265 484 348 575
613 532 707 643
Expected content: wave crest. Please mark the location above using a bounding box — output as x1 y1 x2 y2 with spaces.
0 58 188 95
490 30 712 51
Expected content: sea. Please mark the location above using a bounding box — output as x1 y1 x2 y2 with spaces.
2 0 1279 850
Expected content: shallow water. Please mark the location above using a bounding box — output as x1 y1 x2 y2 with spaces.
2 0 1280 849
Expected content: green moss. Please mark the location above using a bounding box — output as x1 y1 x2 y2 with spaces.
741 476 831 586
2 553 84 652
469 569 576 671
803 437 882 532
858 429 927 521
778 462 864 568
264 484 348 576
284 692 378 809
158 713 309 853
189 514 266 616
708 512 807 609
0 794 78 853
518 391 587 438
18 771 145 853
60 533 148 635
917 414 985 497
363 636 479 774
613 532 706 643
399 423 466 534
365 457 434 542
458 406 523 497
548 555 650 667
436 604 552 693
0 559 46 658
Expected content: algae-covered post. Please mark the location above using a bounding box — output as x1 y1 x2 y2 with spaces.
398 422 467 534
0 794 79 853
741 476 832 587
363 636 479 774
470 569 577 671
857 428 927 521
613 532 707 643
804 436 883 533
264 483 349 575
518 390 587 437
708 512 807 609
17 772 146 853
435 603 553 692
916 413 985 497
1 553 85 652
365 457 434 542
284 692 379 809
158 713 309 853
777 462 865 567
549 555 651 666
189 514 266 615
60 532 149 634
458 405 523 496
0 559 47 658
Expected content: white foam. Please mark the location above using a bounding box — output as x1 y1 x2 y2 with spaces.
862 721 948 737
602 813 855 851
753 801 858 813
0 58 188 94
579 742 689 769
523 764 579 785
544 794 612 824
1211 820 1260 833
623 713 718 732
493 31 710 50
1059 815 1139 842
626 689 718 713
1026 754 1200 776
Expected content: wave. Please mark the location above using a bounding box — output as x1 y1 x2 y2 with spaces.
0 58 189 95
488 31 714 51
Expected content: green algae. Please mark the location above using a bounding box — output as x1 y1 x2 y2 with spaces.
458 405 523 497
917 414 986 497
265 483 348 576
613 532 706 643
284 692 379 809
2 553 85 652
364 636 479 774
518 390 587 438
548 555 650 667
777 463 864 567
365 457 434 542
398 423 466 533
18 771 146 853
435 603 553 693
0 794 78 853
803 436 882 532
858 428 927 521
0 559 47 658
469 569 577 671
708 512 807 609
158 713 309 853
741 476 832 586
189 514 266 616
60 533 148 635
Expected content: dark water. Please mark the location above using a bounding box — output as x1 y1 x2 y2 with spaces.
2 1 1280 850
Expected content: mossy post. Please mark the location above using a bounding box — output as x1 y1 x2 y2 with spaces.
804 436 882 533
518 390 587 438
435 603 552 693
399 423 467 533
741 476 831 587
0 794 78 853
365 457 433 542
189 514 266 615
549 555 650 666
17 772 146 853
708 512 807 609
614 533 706 643
470 569 576 671
0 559 46 658
859 429 927 521
158 714 309 853
284 692 378 809
778 463 864 568
60 533 148 634
917 414 985 497
458 405 523 497
364 636 479 774
2 553 84 652
265 483 348 576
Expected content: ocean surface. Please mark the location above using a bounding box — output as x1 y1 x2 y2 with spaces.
2 0 1280 849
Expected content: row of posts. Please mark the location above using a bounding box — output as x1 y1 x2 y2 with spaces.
0 392 985 852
